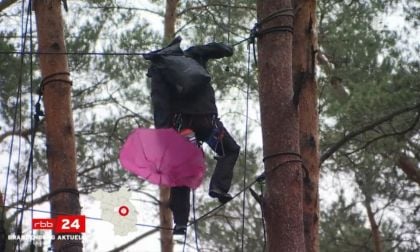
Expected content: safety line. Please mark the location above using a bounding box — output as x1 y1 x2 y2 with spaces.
240 38 253 252
0 33 252 57
9 1 32 251
187 177 259 227
29 1 35 251
14 1 36 251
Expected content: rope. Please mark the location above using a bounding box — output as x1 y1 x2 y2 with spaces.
9 1 33 251
29 1 35 251
258 8 294 25
0 50 149 56
187 176 259 227
262 152 309 181
255 8 294 36
39 72 72 95
240 38 252 252
263 152 302 163
48 188 80 200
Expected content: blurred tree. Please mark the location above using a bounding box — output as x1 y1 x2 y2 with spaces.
318 0 420 250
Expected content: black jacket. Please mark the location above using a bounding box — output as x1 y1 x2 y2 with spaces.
146 39 233 127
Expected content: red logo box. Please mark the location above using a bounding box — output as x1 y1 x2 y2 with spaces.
55 215 86 233
32 218 55 230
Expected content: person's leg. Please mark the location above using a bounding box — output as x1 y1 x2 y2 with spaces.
206 119 240 203
169 186 190 234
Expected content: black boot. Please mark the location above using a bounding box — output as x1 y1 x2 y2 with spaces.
173 225 187 235
209 188 233 204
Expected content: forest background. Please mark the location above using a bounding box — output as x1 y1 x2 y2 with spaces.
0 0 419 251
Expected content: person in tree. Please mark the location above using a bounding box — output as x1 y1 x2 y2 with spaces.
145 37 240 235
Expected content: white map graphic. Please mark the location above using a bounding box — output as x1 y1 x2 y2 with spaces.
91 187 138 236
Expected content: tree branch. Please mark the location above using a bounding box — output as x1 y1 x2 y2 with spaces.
177 3 255 17
88 5 163 17
0 128 31 143
0 0 17 12
343 111 420 156
320 103 420 164
0 119 44 143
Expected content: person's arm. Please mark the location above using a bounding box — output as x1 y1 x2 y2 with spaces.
184 42 233 67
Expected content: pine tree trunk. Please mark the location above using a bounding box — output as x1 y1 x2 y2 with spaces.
292 0 320 251
164 0 178 43
365 200 383 252
257 0 305 251
159 0 179 251
33 1 82 251
159 186 173 252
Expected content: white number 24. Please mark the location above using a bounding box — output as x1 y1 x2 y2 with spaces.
61 219 80 230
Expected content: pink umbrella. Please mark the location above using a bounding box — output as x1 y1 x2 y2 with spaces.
119 128 205 189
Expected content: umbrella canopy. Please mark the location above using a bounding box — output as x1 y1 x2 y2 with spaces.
119 128 205 189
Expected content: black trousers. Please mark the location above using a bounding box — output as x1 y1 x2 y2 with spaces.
169 115 240 226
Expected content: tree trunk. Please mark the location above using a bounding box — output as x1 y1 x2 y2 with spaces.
397 154 420 186
257 0 305 251
159 0 179 251
365 200 383 252
33 1 82 251
292 0 320 251
159 186 173 252
164 0 179 43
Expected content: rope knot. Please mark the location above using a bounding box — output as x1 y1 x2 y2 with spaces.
249 23 260 45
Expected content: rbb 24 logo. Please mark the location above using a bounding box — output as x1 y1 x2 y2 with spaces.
32 215 85 233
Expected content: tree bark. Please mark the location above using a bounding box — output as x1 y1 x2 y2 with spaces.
159 186 173 252
365 200 383 252
164 0 179 43
33 1 82 251
293 0 320 251
158 0 179 251
397 154 420 186
257 0 305 251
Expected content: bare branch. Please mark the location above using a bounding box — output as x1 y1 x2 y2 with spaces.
88 5 163 17
0 0 17 12
177 3 255 17
0 128 31 143
344 111 420 156
0 119 44 143
320 103 420 164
